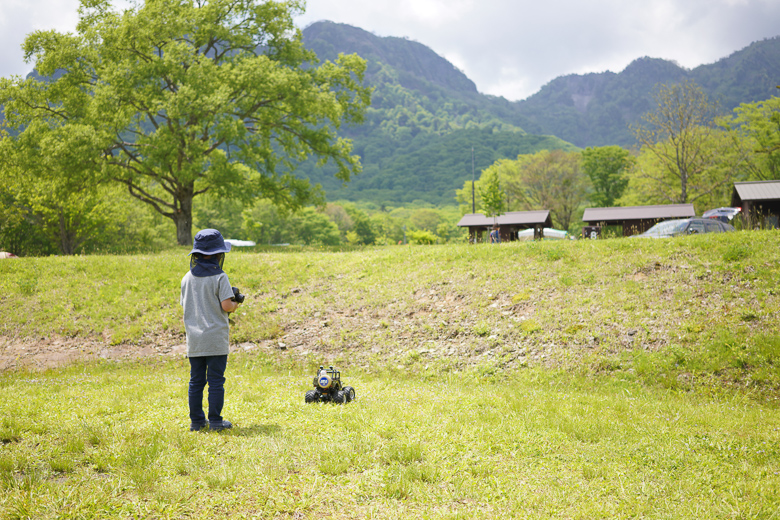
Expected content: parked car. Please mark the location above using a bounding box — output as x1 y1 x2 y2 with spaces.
632 218 735 238
702 207 741 223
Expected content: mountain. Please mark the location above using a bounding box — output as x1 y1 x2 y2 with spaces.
302 22 479 96
516 37 780 147
299 22 780 205
297 22 574 206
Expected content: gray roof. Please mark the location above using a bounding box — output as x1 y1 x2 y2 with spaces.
457 210 551 227
582 204 695 223
732 180 780 202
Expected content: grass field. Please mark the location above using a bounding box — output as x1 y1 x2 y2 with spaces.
1 357 778 519
1 231 779 518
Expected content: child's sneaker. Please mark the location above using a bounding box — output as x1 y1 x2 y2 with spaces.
210 420 232 432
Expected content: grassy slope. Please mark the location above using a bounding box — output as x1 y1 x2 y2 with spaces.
2 231 779 397
1 232 779 518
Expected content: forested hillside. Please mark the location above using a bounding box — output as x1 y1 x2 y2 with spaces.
297 22 574 205
517 37 780 147
297 22 780 203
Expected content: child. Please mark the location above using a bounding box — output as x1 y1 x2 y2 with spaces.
180 229 241 431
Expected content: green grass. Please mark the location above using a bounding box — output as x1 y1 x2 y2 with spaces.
2 230 779 398
0 356 778 519
1 230 779 516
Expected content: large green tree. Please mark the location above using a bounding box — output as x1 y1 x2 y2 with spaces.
581 146 634 207
631 81 729 204
0 0 370 245
504 150 589 231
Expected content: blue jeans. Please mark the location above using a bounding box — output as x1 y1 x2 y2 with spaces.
188 355 228 425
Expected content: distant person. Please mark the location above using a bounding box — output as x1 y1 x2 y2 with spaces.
180 229 241 432
489 225 501 244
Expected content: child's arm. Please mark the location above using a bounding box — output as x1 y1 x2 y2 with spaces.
221 298 239 313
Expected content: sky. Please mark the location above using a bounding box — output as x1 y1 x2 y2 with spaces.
1 0 779 101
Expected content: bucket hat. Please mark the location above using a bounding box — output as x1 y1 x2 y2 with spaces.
189 229 232 255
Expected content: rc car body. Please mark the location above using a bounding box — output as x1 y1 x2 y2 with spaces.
305 366 355 404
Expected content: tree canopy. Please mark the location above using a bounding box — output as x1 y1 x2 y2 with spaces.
727 95 780 181
581 146 634 208
630 81 728 205
463 150 590 232
0 0 370 245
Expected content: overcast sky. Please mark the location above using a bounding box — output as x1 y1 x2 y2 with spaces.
2 0 779 101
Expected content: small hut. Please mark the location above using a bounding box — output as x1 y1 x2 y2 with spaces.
457 210 552 243
731 180 780 229
582 204 695 237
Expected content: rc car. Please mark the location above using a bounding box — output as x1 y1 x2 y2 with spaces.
305 366 356 404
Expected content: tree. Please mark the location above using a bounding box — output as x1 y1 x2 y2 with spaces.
477 166 506 218
631 81 729 204
504 150 589 231
0 126 121 254
409 208 441 233
581 146 634 207
323 203 354 239
343 204 375 245
454 158 515 215
726 95 780 181
0 184 56 256
0 0 370 245
288 207 341 246
369 211 403 245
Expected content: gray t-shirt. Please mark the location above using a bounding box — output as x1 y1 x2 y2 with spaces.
180 271 235 357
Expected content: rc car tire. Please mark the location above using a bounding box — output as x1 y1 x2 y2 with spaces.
333 390 346 404
305 390 318 403
343 386 356 402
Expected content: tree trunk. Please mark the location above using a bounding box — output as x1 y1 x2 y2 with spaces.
173 186 194 246
58 208 77 255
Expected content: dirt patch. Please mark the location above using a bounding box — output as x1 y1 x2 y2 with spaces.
0 335 189 371
0 303 546 373
0 286 664 374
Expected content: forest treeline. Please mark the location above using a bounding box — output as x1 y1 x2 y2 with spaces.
3 80 777 255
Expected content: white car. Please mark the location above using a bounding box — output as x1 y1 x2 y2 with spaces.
516 228 570 240
633 218 735 238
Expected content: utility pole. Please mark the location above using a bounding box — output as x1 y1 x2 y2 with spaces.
471 147 475 214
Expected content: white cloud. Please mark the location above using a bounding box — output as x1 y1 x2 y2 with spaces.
399 0 473 26
0 0 79 77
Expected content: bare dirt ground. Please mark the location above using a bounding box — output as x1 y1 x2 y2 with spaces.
0 334 186 371
0 287 547 373
0 333 310 372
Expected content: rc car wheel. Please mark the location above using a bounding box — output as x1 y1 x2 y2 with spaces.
333 390 346 404
305 390 318 403
343 386 356 402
